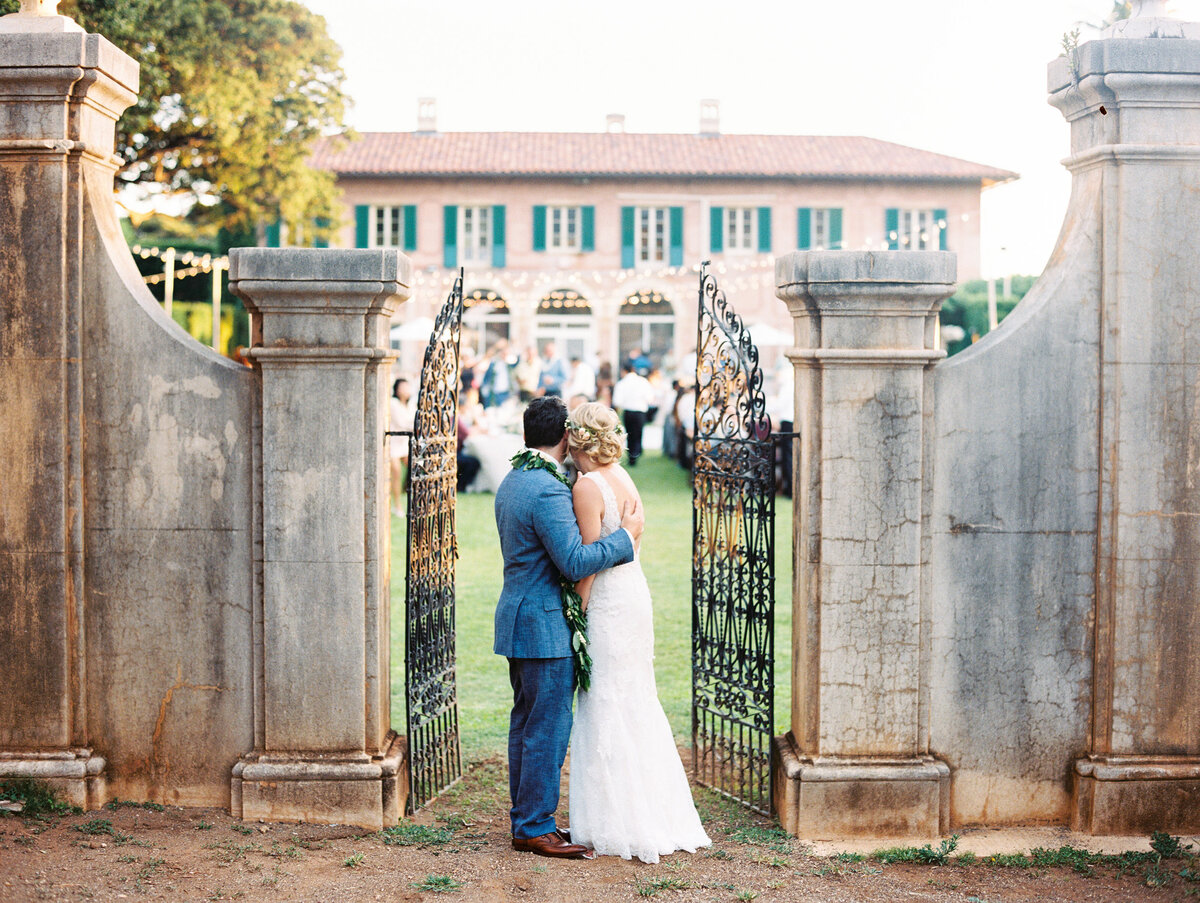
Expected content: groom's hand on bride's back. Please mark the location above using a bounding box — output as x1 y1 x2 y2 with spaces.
619 497 645 543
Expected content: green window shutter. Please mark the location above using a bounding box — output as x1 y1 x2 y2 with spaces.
621 206 635 269
532 205 547 252
313 216 329 248
757 206 772 253
797 208 811 250
354 205 370 248
443 205 458 268
403 205 417 252
829 208 843 250
491 204 506 268
669 206 684 267
266 220 281 248
934 208 948 251
886 208 900 250
710 206 724 253
581 206 595 252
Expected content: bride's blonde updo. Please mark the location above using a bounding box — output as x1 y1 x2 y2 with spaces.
566 402 625 465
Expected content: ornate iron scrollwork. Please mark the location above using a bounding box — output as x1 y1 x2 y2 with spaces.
691 262 776 815
405 272 464 811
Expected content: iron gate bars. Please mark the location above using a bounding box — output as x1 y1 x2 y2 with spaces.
691 261 776 815
404 271 465 811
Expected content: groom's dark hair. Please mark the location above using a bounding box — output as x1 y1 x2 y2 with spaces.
524 396 567 449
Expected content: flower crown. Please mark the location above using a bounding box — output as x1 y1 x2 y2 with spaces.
565 417 625 438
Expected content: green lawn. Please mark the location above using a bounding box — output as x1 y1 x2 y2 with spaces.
390 451 793 759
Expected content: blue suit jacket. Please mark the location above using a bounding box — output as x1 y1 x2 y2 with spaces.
493 464 635 658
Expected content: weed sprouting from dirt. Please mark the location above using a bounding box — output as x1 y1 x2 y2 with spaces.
873 834 959 866
343 852 365 868
380 822 455 846
634 875 692 896
411 874 463 893
106 799 166 812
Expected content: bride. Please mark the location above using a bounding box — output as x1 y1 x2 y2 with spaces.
564 402 711 863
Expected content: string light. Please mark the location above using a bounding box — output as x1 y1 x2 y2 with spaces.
131 245 229 285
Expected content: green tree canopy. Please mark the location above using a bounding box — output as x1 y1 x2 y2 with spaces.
0 0 349 239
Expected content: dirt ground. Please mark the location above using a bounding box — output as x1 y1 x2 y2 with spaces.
2 754 1197 903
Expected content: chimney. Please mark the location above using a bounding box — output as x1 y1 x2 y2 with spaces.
699 99 720 137
606 113 625 134
417 97 437 133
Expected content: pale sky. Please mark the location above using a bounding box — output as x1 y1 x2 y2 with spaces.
302 0 1200 278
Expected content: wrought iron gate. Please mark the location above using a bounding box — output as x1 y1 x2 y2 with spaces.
404 272 464 811
691 262 776 815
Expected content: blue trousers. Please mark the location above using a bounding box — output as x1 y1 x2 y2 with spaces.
507 656 574 839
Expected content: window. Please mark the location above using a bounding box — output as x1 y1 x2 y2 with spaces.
797 207 842 250
887 208 947 251
619 291 675 372
357 204 415 250
547 206 581 251
636 207 668 264
460 205 491 263
724 207 756 252
373 206 403 247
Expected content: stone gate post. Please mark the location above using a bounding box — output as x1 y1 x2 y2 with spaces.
0 4 136 808
228 249 410 828
772 251 955 837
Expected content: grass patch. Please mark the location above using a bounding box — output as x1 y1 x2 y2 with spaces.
635 876 692 896
380 822 455 847
0 778 80 817
106 799 166 812
874 834 959 865
411 874 463 893
977 834 1198 889
391 452 794 757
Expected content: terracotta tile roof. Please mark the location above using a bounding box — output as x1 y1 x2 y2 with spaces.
310 132 1017 186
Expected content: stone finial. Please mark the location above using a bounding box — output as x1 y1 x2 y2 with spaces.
0 0 83 32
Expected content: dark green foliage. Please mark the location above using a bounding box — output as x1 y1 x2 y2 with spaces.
0 779 80 817
0 0 348 238
939 275 1036 356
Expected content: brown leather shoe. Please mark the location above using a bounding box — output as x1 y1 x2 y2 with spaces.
511 831 594 859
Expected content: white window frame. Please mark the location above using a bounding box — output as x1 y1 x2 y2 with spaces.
459 205 491 264
896 208 945 251
370 205 405 248
812 208 831 251
547 205 582 252
724 206 756 253
635 206 669 264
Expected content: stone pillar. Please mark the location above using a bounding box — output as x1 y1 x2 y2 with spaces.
772 251 955 838
228 249 411 829
1050 13 1200 835
0 5 136 808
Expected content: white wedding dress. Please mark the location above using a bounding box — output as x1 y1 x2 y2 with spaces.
568 471 711 863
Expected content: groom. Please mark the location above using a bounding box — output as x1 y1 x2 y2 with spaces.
494 396 643 859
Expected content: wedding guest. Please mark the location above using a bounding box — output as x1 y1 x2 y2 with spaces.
538 341 569 398
612 362 655 467
626 346 652 376
480 339 514 408
389 377 415 515
595 360 614 406
456 396 482 492
514 346 541 403
565 356 596 400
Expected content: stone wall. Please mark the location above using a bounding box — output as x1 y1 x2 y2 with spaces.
0 9 410 826
773 13 1200 837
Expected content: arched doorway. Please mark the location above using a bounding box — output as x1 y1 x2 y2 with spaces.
618 289 675 372
536 288 593 361
463 287 510 358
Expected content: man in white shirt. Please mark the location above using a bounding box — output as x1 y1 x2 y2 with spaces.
612 362 656 466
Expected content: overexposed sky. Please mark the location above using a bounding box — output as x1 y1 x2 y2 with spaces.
302 0 1200 277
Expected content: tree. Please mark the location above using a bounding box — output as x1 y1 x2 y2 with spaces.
0 0 349 240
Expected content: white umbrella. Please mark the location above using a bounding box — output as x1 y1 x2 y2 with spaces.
390 317 435 344
745 322 793 347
